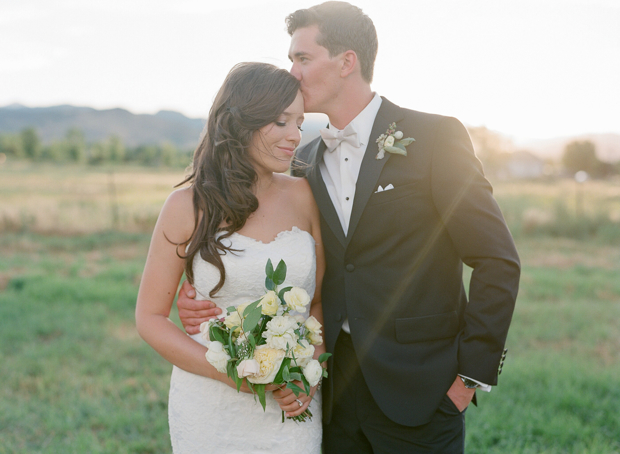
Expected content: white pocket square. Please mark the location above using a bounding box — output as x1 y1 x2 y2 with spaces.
375 183 395 193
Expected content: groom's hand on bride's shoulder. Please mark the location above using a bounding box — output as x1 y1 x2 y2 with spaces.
177 280 222 334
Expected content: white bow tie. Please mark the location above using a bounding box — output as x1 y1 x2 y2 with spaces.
319 123 360 152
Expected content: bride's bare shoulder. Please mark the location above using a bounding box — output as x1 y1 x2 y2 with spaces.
158 187 195 242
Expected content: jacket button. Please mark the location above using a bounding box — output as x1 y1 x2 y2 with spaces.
345 264 355 272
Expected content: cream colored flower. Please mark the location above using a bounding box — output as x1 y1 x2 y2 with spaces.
289 339 315 367
246 345 286 384
205 341 230 374
303 359 323 387
304 316 323 345
263 315 298 351
308 331 323 346
224 311 242 332
384 135 395 147
236 359 260 378
259 291 279 316
283 287 311 313
304 316 322 333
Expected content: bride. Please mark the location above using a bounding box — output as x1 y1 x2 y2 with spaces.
135 62 325 453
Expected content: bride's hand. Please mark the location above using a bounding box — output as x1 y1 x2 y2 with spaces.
272 381 317 417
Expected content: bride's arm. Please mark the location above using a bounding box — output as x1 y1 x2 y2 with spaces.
135 188 217 377
135 188 264 393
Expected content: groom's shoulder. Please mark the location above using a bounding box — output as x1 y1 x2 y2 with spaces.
388 100 469 139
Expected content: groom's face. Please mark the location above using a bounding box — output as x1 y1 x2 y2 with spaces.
288 25 342 115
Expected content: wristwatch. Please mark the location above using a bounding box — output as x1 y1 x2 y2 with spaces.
460 376 480 389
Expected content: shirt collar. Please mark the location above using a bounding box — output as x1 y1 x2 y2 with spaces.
326 93 382 147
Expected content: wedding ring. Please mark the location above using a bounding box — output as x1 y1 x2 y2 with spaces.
295 399 303 407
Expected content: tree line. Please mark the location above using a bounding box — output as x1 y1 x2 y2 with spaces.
0 127 193 167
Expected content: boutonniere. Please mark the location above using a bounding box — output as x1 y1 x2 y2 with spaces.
375 122 415 160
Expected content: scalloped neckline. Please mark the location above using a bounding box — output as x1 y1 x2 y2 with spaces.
229 226 312 245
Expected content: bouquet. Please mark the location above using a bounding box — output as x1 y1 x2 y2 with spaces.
200 259 330 422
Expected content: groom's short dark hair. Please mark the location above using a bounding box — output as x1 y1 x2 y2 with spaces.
286 1 378 83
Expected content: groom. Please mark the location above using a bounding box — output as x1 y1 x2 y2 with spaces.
178 2 520 452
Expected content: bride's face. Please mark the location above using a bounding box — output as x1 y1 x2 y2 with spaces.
248 91 304 175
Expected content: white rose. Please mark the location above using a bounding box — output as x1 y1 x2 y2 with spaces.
302 359 323 387
246 345 286 384
304 316 323 345
289 339 315 367
293 314 307 325
205 341 230 374
393 131 403 140
384 135 395 147
259 291 280 316
236 359 260 378
283 287 311 313
308 331 323 346
304 316 322 333
263 315 298 351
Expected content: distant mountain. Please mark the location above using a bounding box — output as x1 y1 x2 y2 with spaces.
0 104 327 150
516 133 620 162
0 104 206 149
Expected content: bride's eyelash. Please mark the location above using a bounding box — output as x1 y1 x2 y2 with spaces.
276 121 286 127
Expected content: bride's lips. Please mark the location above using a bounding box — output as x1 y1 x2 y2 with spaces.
278 146 296 157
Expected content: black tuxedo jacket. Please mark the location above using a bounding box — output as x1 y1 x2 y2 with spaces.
292 98 520 427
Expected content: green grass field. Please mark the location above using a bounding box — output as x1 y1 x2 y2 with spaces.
1 162 619 453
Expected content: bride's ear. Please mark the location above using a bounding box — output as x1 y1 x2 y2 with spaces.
339 50 358 78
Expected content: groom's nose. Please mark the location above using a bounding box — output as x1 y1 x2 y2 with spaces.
289 63 302 81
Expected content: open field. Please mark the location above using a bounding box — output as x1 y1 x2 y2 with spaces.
1 162 620 453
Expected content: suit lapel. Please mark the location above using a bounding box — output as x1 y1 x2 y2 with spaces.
346 98 404 246
304 139 347 247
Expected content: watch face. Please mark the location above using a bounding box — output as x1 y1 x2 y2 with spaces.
461 377 478 388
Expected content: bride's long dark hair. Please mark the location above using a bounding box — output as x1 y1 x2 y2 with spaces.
177 62 300 297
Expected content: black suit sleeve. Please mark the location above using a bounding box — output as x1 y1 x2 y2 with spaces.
430 116 520 385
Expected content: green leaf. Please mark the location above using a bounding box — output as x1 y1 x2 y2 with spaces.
247 333 256 348
289 372 302 382
226 306 236 314
254 384 267 411
209 326 226 345
242 300 262 332
273 259 287 285
265 259 274 280
265 277 276 291
300 375 310 395
286 381 305 397
318 352 332 364
273 357 292 384
398 137 415 146
278 286 292 303
282 365 291 382
384 145 407 156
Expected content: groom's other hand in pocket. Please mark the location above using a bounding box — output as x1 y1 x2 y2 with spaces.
177 280 222 334
446 375 476 412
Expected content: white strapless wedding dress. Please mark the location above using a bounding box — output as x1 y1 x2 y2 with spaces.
168 227 322 454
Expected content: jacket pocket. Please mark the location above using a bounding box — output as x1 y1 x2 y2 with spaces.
395 311 459 343
367 182 418 206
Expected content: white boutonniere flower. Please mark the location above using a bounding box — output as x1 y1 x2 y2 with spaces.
376 122 415 160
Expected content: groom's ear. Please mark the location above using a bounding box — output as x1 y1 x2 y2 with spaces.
339 50 358 78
